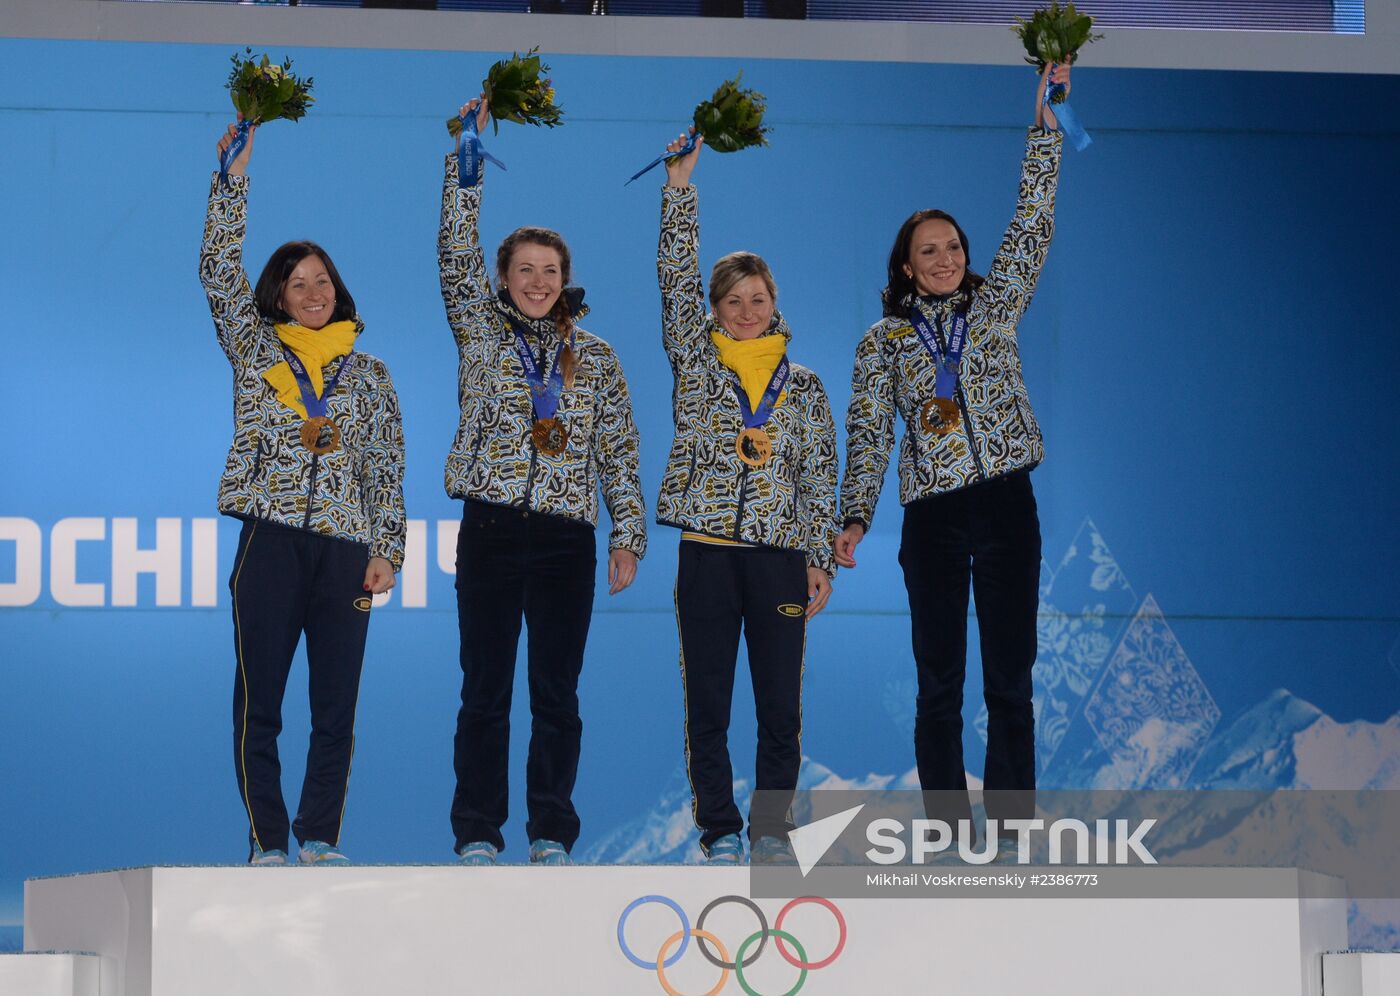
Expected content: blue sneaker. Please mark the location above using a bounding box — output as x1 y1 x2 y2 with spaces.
298 840 350 865
705 834 744 864
249 846 288 866
457 841 499 866
751 835 796 865
528 839 572 865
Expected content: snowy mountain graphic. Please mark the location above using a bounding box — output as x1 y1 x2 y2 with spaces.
965 518 1222 790
581 759 920 865
588 514 1400 946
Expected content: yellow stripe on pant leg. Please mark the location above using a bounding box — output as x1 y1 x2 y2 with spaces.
333 696 362 845
232 521 262 852
674 570 704 843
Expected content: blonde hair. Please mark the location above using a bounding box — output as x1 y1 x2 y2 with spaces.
708 251 777 309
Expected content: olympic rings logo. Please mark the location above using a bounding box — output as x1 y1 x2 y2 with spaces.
616 894 847 995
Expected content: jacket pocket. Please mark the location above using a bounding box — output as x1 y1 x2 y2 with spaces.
679 444 699 501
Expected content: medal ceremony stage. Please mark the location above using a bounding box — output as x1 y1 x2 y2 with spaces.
4 864 1397 995
6 3 1400 996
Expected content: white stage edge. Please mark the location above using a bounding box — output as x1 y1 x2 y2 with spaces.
0 952 103 996
24 866 1347 996
1323 952 1400 996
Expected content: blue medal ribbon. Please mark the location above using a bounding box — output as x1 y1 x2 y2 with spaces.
282 346 354 419
219 119 252 185
1045 63 1092 152
909 305 968 401
456 111 507 188
730 355 790 429
625 130 700 187
507 318 573 422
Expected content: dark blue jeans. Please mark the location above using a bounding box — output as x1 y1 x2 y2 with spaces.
450 500 597 854
900 470 1041 839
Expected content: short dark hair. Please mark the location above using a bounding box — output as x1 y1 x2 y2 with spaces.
881 209 984 318
253 241 357 324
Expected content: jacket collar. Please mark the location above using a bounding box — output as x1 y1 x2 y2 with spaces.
494 288 588 338
909 289 971 321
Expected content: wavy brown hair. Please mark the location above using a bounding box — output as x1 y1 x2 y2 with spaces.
881 209 984 318
496 227 578 388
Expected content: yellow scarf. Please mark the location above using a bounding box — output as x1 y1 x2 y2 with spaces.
263 321 359 419
710 331 788 411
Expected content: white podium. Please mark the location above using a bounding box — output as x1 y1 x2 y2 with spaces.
0 953 103 996
23 866 1347 996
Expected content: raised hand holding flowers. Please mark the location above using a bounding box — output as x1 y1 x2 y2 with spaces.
220 49 315 180
1013 1 1098 150
444 48 563 188
627 73 770 186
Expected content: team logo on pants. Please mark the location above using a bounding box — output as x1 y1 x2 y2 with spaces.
353 597 372 612
776 603 804 618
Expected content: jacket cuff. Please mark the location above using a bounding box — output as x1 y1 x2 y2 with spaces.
609 533 648 562
370 539 404 572
807 548 837 579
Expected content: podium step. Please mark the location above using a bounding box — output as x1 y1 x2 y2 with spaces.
0 952 102 995
1324 951 1400 995
25 865 1347 996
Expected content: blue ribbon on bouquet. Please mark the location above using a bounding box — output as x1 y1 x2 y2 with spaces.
456 111 507 188
219 119 252 184
1045 63 1091 151
625 129 700 186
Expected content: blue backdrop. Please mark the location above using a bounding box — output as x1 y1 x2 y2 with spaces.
2 37 1398 942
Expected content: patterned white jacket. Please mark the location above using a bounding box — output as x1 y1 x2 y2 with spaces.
438 157 647 558
200 173 407 568
841 129 1063 530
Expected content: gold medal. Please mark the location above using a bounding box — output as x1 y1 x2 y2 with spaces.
735 427 773 468
920 398 961 436
532 417 569 456
299 416 341 454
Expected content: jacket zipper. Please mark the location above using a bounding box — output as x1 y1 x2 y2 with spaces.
303 452 320 529
934 311 987 482
523 446 540 511
733 463 750 542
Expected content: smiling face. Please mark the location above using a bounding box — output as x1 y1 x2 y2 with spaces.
278 254 337 330
905 217 968 297
714 274 775 341
500 243 565 320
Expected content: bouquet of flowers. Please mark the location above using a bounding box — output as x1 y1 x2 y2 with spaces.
446 47 563 138
1013 1 1102 89
692 73 769 153
226 49 315 124
624 72 769 184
